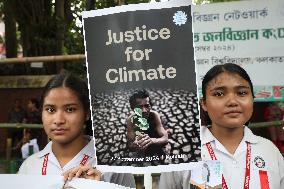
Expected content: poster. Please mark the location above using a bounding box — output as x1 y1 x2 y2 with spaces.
0 175 132 189
83 0 200 167
193 0 284 101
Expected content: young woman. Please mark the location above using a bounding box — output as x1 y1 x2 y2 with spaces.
200 63 284 189
18 73 135 188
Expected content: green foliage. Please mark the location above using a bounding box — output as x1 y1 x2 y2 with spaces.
95 0 117 9
126 0 150 4
131 108 150 135
63 0 151 75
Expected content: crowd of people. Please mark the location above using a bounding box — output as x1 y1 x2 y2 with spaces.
8 98 41 124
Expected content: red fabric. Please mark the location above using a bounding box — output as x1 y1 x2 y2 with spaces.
259 170 270 189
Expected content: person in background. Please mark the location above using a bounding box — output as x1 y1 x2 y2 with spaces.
25 98 41 124
264 102 284 153
8 98 27 157
8 98 27 123
20 98 42 159
21 128 40 159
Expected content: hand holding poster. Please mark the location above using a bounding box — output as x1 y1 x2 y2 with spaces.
83 0 200 167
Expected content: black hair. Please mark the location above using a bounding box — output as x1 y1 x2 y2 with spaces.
29 98 40 109
41 73 92 135
201 63 254 125
129 89 151 110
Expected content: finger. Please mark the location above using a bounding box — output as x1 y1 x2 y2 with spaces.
63 168 76 181
141 135 150 142
63 173 69 182
85 168 102 181
142 134 149 138
75 168 83 178
77 165 91 173
142 143 151 150
86 167 101 175
138 134 149 143
141 137 152 146
75 166 98 177
137 139 146 147
67 169 78 181
136 135 143 140
64 166 82 181
142 139 153 149
134 139 139 146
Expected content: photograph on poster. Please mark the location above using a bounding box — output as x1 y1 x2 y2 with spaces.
83 0 200 167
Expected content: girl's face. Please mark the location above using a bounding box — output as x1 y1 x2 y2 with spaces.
42 87 88 145
201 72 253 129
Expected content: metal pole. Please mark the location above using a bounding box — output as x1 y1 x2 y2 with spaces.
0 54 85 64
144 173 152 189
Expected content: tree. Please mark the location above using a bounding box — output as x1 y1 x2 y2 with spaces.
1 0 151 75
3 0 17 58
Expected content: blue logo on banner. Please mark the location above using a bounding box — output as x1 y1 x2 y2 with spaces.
173 11 187 26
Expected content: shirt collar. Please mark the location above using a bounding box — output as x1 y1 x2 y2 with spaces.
201 126 216 145
243 126 259 144
37 140 52 158
201 125 259 145
36 135 96 158
80 136 96 158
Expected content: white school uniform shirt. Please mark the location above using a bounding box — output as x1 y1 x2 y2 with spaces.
18 136 96 174
18 136 136 188
201 126 284 189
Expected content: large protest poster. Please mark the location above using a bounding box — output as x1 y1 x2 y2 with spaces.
83 0 200 167
193 0 284 102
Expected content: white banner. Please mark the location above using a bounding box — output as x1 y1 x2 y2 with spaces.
0 175 131 189
193 0 284 101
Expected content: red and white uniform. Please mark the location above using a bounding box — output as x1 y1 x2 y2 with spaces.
18 136 136 188
18 136 96 174
201 126 284 189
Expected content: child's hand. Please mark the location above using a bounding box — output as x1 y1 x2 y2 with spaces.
63 165 102 181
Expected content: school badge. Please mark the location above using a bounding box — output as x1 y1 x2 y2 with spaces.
254 156 265 168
